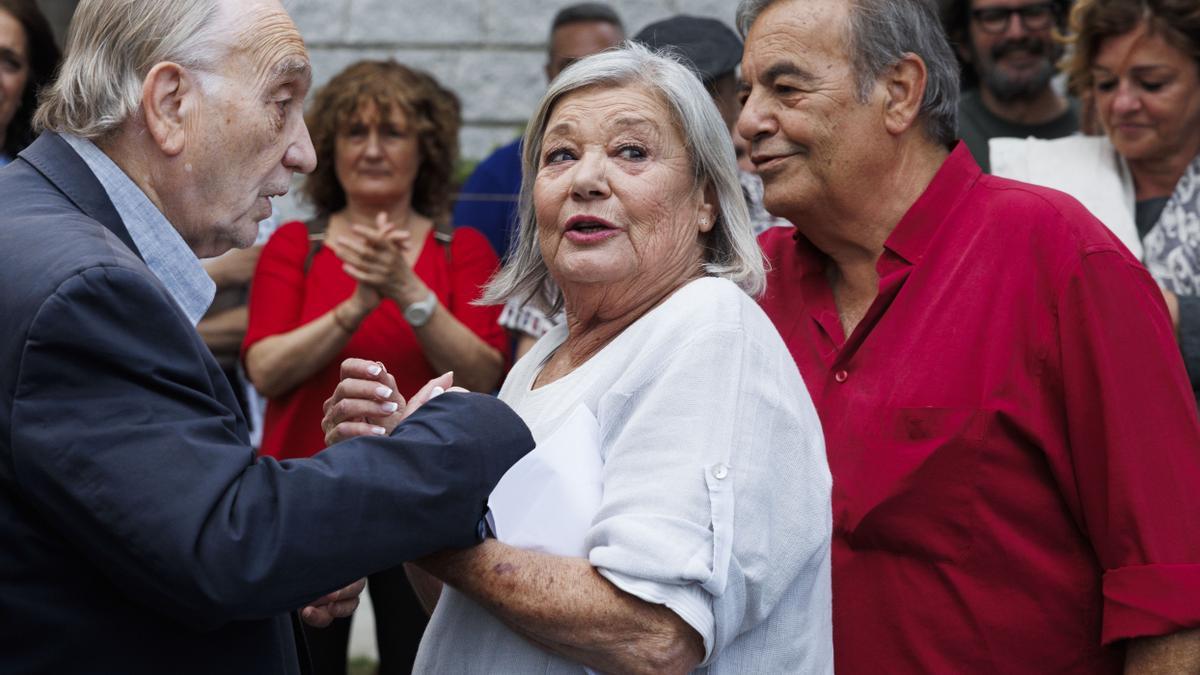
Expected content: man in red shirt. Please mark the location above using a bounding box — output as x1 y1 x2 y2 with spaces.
736 0 1200 672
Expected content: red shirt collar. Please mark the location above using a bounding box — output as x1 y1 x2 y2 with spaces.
883 142 981 265
788 142 981 267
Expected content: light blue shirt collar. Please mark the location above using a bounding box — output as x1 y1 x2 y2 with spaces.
62 134 215 325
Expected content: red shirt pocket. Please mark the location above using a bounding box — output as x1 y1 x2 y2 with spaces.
835 407 991 563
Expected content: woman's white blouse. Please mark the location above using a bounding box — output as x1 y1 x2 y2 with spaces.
413 277 833 673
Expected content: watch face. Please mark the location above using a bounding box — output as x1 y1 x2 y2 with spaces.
405 294 436 326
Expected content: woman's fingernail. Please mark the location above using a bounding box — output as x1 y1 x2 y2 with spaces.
375 386 393 399
367 364 382 376
372 426 388 436
381 402 399 414
430 386 445 398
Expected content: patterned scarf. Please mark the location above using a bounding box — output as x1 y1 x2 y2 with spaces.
1144 153 1200 296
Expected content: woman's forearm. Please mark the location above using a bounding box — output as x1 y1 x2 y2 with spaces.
420 540 703 674
408 300 504 392
244 300 369 398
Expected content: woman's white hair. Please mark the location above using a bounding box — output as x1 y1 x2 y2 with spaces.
34 0 231 140
481 42 766 312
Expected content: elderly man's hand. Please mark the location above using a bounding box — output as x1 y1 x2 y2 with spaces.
300 578 366 627
321 360 459 445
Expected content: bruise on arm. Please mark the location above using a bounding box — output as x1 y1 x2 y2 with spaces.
420 540 704 674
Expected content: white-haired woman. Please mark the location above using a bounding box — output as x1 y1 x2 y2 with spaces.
323 44 833 674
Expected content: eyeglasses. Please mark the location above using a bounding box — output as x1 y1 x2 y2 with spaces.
970 2 1058 35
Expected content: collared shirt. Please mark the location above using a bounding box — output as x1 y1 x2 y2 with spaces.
62 134 214 325
758 143 1200 673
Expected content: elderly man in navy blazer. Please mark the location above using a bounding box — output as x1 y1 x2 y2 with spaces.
0 1 533 673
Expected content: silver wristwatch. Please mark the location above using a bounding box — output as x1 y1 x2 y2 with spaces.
403 290 438 327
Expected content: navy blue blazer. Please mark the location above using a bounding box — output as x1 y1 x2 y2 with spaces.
0 133 534 674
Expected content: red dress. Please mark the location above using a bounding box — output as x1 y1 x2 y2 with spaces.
244 221 507 461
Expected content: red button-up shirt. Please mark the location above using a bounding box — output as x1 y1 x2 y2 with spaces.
758 145 1200 673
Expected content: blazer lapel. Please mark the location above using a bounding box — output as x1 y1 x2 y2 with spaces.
19 132 144 260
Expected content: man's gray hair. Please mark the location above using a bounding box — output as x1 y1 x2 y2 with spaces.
736 0 960 146
482 42 766 312
34 0 230 139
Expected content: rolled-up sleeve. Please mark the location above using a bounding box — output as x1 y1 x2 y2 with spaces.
1055 250 1200 644
585 319 830 664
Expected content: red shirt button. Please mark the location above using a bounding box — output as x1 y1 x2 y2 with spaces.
834 370 849 383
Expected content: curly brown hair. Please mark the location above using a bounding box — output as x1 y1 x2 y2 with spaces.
1064 0 1200 95
303 60 461 220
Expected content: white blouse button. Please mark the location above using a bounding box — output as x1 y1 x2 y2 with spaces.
711 463 729 480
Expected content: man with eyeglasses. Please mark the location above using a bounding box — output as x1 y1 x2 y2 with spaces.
945 0 1079 172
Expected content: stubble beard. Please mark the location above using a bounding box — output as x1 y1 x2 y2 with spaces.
976 37 1059 102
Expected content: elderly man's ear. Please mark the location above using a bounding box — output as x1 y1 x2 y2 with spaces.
882 54 929 136
141 62 202 157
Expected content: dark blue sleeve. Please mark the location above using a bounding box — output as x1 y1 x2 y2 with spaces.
10 265 533 630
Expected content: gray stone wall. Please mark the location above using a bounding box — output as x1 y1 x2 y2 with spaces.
32 0 742 223
279 0 739 222
294 0 736 159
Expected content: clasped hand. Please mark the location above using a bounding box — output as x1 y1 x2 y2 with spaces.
300 577 366 627
305 362 463 626
321 358 465 445
325 212 429 308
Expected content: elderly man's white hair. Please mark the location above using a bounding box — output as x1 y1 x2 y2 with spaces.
483 42 766 313
34 0 237 139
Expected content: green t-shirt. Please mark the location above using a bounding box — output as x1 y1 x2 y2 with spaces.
958 88 1081 173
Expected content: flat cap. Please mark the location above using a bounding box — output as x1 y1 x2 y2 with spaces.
633 15 742 83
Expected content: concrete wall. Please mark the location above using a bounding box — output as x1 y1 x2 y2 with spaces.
282 0 739 222
31 0 741 223
33 0 75 45
293 0 736 159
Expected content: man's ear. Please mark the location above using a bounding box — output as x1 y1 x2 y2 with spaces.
141 62 194 157
882 53 928 137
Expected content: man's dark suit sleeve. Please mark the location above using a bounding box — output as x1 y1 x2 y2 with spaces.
9 264 533 630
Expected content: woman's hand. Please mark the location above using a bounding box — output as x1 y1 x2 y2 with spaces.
348 278 382 318
328 212 429 308
321 359 458 445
